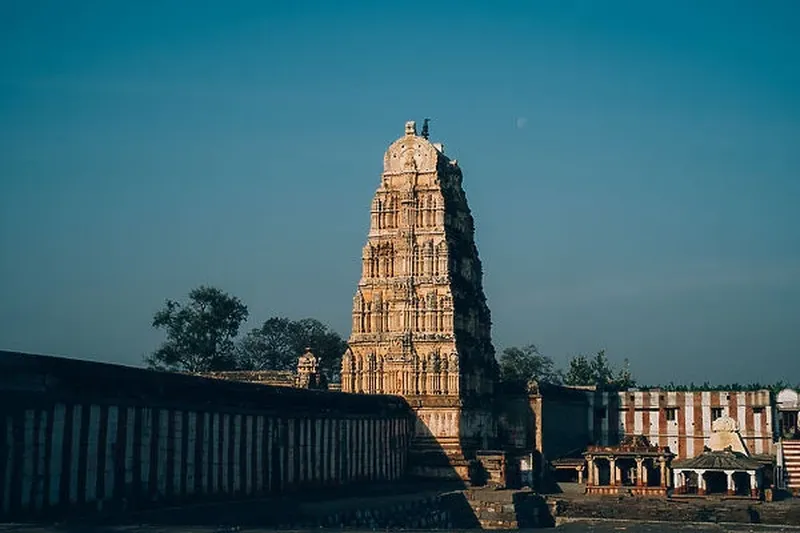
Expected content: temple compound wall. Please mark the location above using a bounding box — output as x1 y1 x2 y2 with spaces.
495 382 589 457
0 351 414 521
545 388 773 460
499 385 775 484
340 120 498 479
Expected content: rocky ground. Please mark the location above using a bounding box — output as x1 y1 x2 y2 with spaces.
555 519 800 532
3 481 800 532
548 491 800 526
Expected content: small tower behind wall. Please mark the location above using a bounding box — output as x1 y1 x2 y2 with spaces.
295 347 327 390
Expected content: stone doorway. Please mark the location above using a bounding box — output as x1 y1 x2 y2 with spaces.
780 410 799 438
645 459 661 487
617 458 637 486
733 472 751 496
683 471 699 494
595 458 612 486
705 471 728 494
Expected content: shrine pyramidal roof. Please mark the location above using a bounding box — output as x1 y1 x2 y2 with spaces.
674 449 762 471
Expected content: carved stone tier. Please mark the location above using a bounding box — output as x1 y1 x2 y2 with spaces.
341 121 498 480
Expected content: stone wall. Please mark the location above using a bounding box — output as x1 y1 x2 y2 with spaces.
200 370 296 387
584 389 775 458
0 351 414 521
539 384 594 460
496 381 591 462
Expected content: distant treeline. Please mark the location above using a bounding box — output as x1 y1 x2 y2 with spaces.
635 381 799 393
499 344 798 393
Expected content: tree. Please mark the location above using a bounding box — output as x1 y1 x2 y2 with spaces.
498 344 562 384
590 350 615 385
563 354 594 386
563 350 636 390
614 358 636 389
237 317 348 381
145 286 249 373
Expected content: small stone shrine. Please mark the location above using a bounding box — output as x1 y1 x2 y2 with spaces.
583 435 674 496
672 416 763 498
294 347 327 390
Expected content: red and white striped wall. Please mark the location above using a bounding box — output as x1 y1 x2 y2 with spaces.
0 402 412 520
586 390 774 459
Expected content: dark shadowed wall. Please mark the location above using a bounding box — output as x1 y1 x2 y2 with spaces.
0 351 414 520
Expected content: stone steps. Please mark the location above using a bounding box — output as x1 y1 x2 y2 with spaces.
782 440 800 493
461 488 550 529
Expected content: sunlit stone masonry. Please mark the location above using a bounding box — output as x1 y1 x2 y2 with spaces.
341 120 498 479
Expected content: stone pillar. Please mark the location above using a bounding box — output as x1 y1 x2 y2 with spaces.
383 419 389 479
577 465 585 485
287 419 295 486
749 470 758 498
609 458 617 486
585 457 592 485
660 458 667 488
635 458 644 486
302 419 309 484
642 461 649 486
315 418 323 485
697 469 706 495
367 419 374 481
725 470 735 495
330 418 337 484
393 418 399 479
673 469 681 494
354 418 361 480
585 457 594 486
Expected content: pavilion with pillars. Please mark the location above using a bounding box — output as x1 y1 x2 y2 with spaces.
583 435 674 496
671 416 765 498
671 449 763 498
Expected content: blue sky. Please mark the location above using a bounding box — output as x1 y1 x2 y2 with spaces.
1 1 798 385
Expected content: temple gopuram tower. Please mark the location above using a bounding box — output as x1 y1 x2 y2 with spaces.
341 120 498 479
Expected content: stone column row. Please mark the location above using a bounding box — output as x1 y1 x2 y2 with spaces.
262 414 412 493
673 468 759 496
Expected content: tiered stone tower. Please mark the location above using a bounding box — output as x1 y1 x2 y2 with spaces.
341 120 498 479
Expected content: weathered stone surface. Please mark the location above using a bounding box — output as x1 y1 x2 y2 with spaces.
0 350 415 521
341 120 496 399
340 120 498 475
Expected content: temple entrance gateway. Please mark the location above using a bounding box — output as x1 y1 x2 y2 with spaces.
341 121 498 481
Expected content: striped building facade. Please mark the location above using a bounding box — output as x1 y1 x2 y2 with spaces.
586 390 774 459
0 352 414 520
